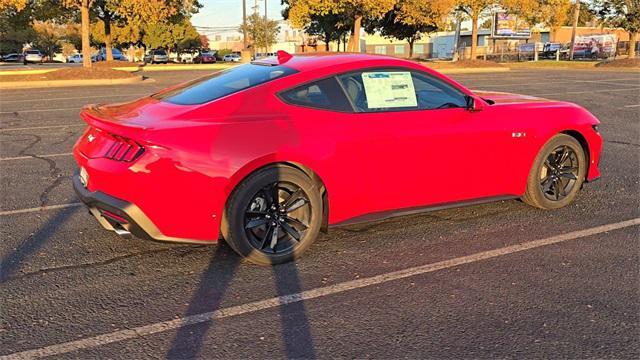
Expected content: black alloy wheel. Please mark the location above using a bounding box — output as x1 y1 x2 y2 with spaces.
523 134 586 210
540 145 580 201
221 166 322 265
244 182 311 254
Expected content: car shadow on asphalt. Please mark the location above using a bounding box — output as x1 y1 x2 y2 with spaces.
0 206 80 283
165 242 316 359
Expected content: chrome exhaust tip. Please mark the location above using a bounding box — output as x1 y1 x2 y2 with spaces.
114 227 133 239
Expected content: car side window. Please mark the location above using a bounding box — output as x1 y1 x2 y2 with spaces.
411 72 467 110
337 69 467 112
280 77 353 112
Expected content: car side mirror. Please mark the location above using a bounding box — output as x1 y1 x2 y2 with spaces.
465 95 484 112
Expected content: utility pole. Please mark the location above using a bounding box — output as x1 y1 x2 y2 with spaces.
452 16 462 61
569 0 580 60
242 0 248 49
264 0 267 19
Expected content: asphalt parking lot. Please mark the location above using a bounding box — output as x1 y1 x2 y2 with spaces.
1 68 639 359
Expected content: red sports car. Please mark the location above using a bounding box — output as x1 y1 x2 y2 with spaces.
73 51 602 264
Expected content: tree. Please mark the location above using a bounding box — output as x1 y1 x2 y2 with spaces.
366 0 453 57
502 0 571 29
91 0 202 61
0 3 33 54
282 1 352 51
456 0 493 59
239 13 280 53
564 1 597 26
288 0 396 52
592 0 640 57
32 20 65 59
63 0 93 67
0 0 27 11
199 34 209 49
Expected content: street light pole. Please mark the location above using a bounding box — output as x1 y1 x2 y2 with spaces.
569 0 580 60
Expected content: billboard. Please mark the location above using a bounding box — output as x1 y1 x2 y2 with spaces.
572 34 617 59
491 12 531 39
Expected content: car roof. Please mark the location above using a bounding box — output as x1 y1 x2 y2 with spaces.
257 52 416 73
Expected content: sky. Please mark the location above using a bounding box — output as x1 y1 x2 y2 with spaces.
192 0 287 29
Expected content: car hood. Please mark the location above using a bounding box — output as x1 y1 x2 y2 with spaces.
473 90 553 105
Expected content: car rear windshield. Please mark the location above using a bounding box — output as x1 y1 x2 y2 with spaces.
27 50 39 54
154 64 297 105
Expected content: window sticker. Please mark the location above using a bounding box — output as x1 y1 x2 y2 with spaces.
361 71 417 109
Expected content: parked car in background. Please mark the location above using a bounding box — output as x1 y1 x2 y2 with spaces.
178 51 194 63
254 52 276 60
67 54 84 63
194 51 216 63
144 49 169 64
94 48 127 61
1 53 24 62
223 53 241 62
24 49 44 63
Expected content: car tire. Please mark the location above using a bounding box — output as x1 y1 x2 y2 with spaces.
221 165 323 265
522 134 586 210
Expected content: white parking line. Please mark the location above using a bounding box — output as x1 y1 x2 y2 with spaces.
2 218 638 359
0 93 148 104
624 104 640 108
0 152 73 161
0 107 80 115
0 124 85 132
0 203 82 216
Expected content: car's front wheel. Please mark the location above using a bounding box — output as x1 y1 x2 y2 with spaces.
523 134 586 209
221 166 322 265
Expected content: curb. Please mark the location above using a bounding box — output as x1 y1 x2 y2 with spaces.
0 75 145 89
437 67 510 74
140 63 235 72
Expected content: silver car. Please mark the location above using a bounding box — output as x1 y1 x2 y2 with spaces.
144 49 169 64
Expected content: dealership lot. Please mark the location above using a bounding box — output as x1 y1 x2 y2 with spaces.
1 69 638 358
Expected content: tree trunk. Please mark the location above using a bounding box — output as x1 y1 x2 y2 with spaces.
336 36 340 52
470 11 478 60
408 38 414 58
352 14 362 53
629 32 637 58
81 0 91 68
325 31 330 51
104 14 113 61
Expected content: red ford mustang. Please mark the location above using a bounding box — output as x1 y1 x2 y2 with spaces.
73 51 602 264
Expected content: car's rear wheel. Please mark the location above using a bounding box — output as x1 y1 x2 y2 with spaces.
523 134 586 209
221 166 322 265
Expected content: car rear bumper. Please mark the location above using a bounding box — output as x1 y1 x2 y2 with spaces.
73 170 216 245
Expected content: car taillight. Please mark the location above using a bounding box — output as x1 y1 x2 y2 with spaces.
104 135 145 162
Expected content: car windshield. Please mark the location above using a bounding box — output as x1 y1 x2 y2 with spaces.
155 50 167 55
154 64 297 105
27 50 39 54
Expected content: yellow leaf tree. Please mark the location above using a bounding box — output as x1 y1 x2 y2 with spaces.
456 0 493 59
0 0 27 12
63 0 93 68
288 0 396 52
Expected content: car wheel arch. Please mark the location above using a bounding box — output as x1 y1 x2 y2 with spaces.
224 160 330 234
560 129 591 172
528 128 591 183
